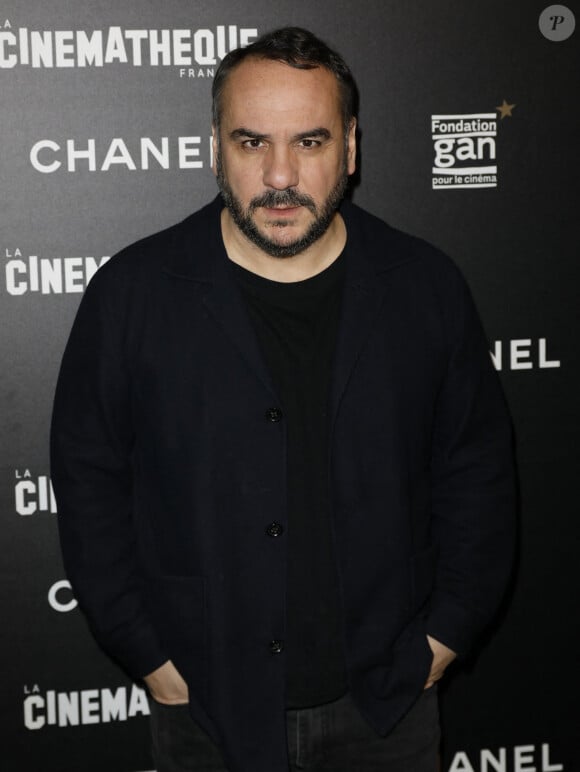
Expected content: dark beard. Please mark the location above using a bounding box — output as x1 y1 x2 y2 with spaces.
216 154 348 258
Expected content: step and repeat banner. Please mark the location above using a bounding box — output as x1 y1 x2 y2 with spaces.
1 1 578 770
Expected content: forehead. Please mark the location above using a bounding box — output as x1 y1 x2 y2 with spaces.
219 57 342 130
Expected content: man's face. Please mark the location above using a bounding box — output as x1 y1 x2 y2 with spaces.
213 57 356 258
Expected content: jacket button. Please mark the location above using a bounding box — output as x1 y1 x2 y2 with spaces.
265 522 284 537
265 407 283 423
269 639 284 654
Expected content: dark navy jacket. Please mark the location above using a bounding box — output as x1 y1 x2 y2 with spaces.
51 197 516 772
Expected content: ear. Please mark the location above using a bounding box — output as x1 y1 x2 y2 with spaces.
346 118 357 176
211 124 218 176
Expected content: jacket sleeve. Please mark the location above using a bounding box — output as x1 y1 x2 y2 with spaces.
50 264 168 679
425 263 517 657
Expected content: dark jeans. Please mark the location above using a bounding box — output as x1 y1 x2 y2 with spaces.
150 688 440 771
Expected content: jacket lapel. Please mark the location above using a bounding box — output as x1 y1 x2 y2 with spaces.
202 248 279 399
162 197 279 399
163 196 397 412
329 240 385 427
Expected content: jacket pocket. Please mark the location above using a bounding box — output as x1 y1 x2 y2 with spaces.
410 543 439 612
148 575 208 702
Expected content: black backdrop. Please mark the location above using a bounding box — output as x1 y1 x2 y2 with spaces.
2 2 578 770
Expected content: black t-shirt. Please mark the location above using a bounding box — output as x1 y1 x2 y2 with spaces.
232 253 348 708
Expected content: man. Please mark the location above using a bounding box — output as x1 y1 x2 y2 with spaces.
51 27 516 772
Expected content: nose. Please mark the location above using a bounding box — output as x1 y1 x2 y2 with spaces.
262 145 299 190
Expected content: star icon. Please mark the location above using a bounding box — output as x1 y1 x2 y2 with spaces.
496 100 516 119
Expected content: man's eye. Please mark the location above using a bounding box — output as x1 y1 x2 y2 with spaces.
243 139 264 149
299 139 320 149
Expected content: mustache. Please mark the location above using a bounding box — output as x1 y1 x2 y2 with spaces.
249 189 317 214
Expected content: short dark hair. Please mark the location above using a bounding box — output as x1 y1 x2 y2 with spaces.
212 27 358 132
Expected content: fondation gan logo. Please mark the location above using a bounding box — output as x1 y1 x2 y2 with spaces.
0 20 257 75
431 101 515 190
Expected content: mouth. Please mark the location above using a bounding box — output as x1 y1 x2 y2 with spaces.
262 205 302 217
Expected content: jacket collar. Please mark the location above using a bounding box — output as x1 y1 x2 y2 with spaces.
161 195 418 410
161 195 418 285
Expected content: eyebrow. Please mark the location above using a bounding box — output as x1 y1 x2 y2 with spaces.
229 127 332 142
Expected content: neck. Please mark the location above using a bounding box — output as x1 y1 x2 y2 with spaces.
220 208 347 282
